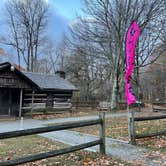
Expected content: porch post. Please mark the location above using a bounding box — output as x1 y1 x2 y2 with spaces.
31 90 35 114
19 89 23 118
8 90 12 116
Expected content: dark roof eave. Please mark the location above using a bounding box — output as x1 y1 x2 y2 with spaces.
38 88 78 92
0 62 78 91
0 62 40 89
14 70 40 89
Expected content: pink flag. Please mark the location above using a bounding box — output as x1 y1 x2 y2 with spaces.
125 21 140 106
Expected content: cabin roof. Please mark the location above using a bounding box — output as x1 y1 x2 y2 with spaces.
23 72 77 91
0 62 77 91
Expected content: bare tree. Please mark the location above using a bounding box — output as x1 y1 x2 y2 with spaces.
140 53 166 102
65 44 108 101
68 0 165 108
2 0 49 71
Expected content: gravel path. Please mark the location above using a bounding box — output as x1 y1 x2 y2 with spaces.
0 113 162 166
40 130 160 166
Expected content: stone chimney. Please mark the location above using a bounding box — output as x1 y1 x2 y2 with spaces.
55 70 66 79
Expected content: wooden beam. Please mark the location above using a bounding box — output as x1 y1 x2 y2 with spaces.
0 140 101 166
19 89 23 118
135 130 166 139
0 119 101 139
128 106 136 145
31 90 35 114
24 94 47 97
99 112 105 155
8 90 12 116
134 115 166 121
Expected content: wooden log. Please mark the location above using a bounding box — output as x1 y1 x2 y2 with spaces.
0 140 101 166
23 98 47 101
130 111 136 145
152 102 166 105
24 94 47 96
19 89 23 118
128 106 136 145
134 115 166 121
8 90 12 116
153 108 166 112
135 130 166 139
0 119 101 139
31 90 34 114
99 112 105 155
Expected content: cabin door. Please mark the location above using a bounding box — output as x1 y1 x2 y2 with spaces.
0 89 9 115
0 89 20 116
11 89 20 116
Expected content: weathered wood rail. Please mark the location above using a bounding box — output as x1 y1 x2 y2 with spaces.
152 102 166 112
0 112 105 166
129 114 166 144
72 101 98 108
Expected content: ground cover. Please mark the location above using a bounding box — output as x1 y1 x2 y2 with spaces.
44 105 166 153
31 108 99 120
0 135 133 166
71 117 166 149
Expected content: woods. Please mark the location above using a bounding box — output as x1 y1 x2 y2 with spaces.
64 0 166 108
0 0 165 108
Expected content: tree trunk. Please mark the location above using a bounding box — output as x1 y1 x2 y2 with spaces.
111 75 118 109
111 43 120 110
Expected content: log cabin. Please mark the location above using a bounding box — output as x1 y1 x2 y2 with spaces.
0 62 77 117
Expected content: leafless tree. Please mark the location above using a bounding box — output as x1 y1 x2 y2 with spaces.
68 0 165 108
140 53 166 102
2 0 49 71
65 43 109 101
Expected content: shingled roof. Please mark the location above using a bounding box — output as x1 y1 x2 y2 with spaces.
0 62 77 91
23 72 77 91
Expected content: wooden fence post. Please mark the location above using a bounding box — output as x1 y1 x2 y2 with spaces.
128 108 136 145
99 112 106 155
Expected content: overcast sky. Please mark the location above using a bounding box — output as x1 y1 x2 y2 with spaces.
47 0 83 41
0 0 83 42
0 0 83 62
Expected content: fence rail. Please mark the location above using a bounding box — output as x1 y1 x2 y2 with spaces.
134 115 166 121
0 112 105 166
129 114 166 144
152 102 166 112
0 119 101 139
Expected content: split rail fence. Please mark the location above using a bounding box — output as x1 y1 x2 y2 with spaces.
0 112 105 166
129 114 166 144
152 102 166 112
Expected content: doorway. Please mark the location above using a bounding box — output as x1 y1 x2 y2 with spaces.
0 88 20 116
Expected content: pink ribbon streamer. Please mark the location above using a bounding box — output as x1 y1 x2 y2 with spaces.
125 21 140 106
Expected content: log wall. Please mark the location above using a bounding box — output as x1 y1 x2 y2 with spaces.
0 69 31 89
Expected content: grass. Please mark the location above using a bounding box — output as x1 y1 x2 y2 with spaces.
76 117 166 151
135 119 166 135
0 135 132 166
70 116 129 141
47 115 166 152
